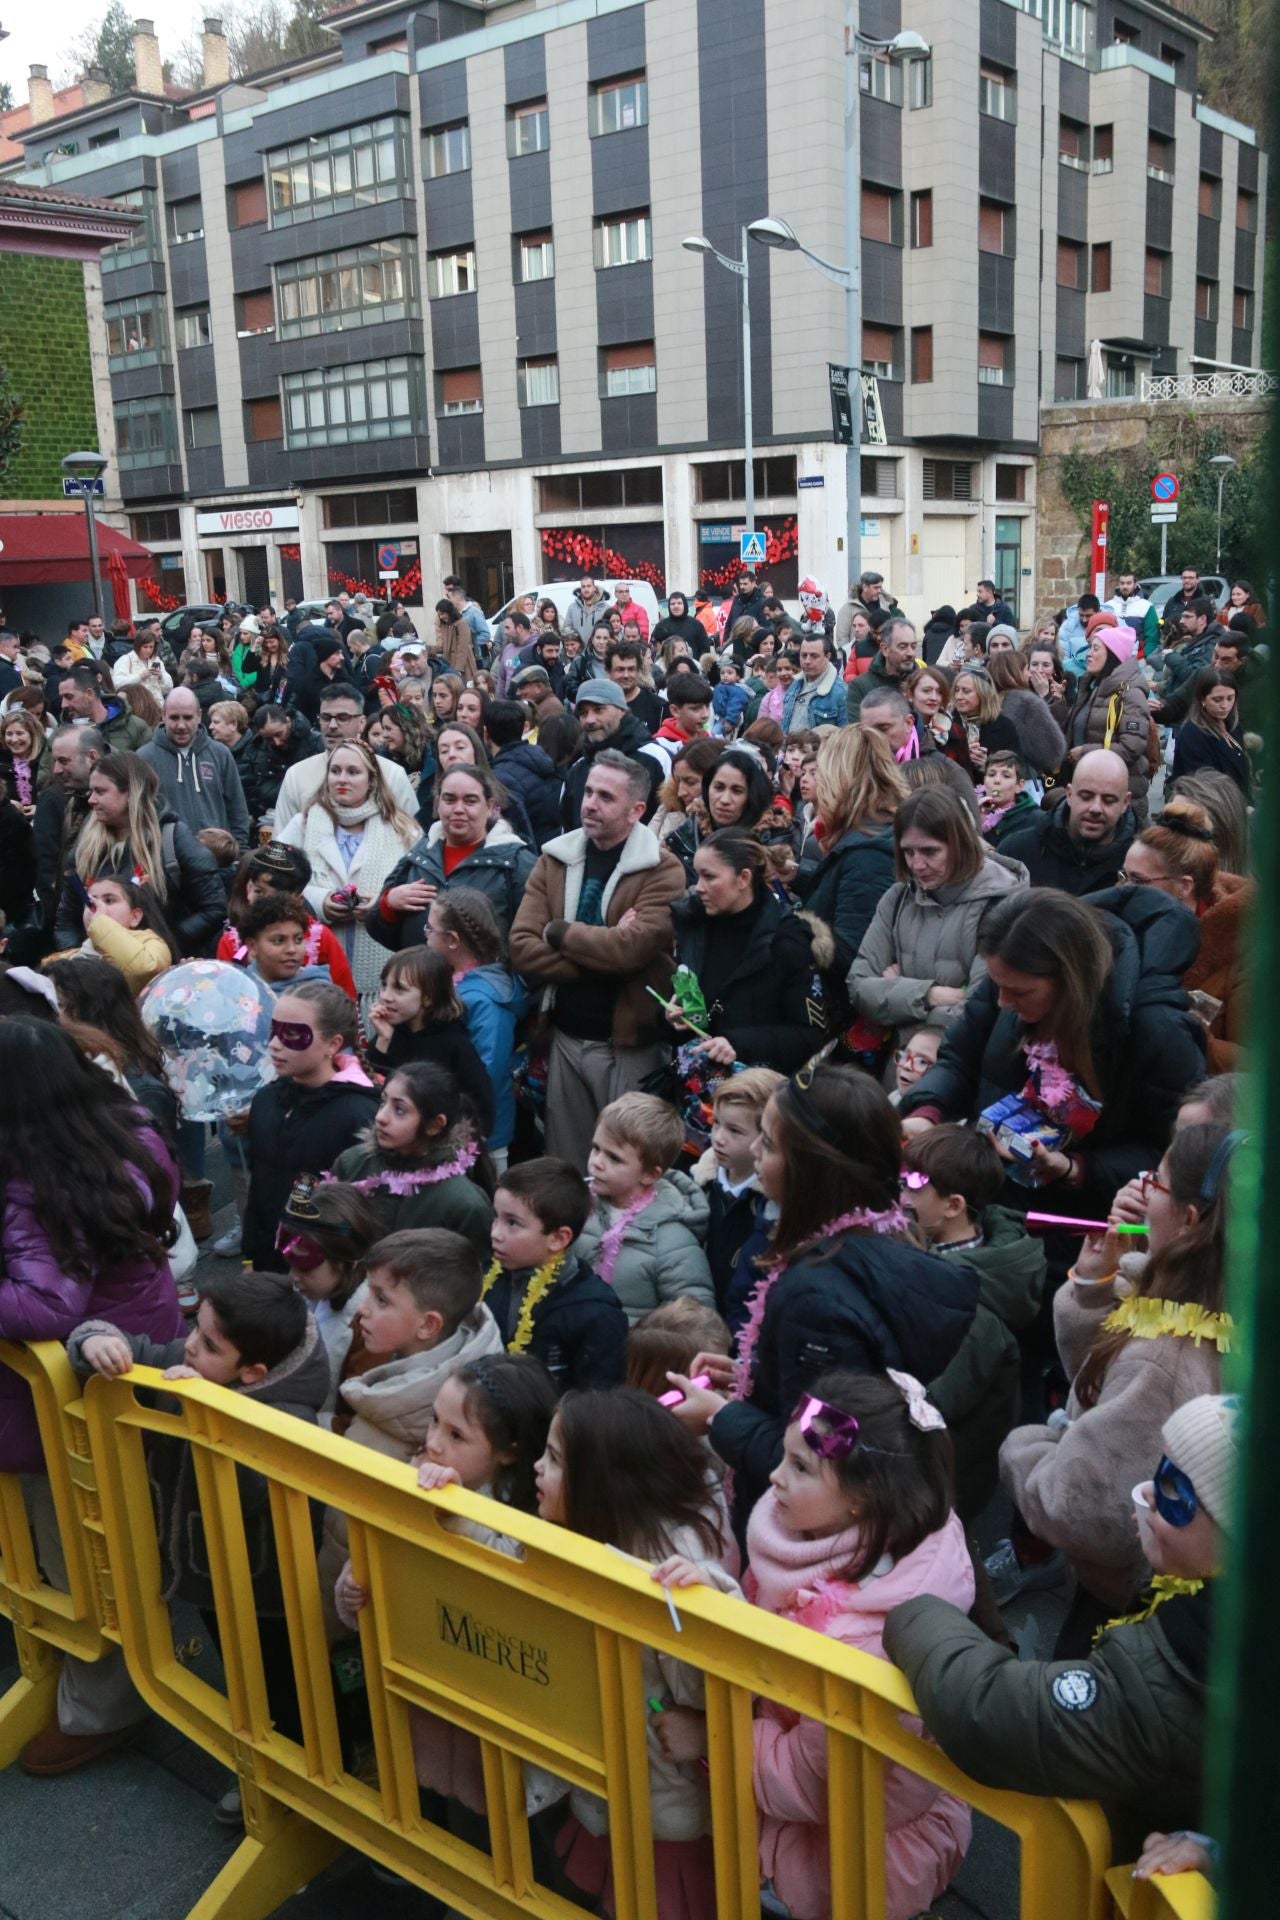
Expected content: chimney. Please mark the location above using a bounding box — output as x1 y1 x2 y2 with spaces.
132 16 163 95
201 15 230 89
28 64 55 123
82 64 111 105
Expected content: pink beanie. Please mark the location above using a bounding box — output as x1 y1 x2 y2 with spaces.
1104 624 1138 664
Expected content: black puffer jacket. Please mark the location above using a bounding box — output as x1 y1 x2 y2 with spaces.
709 1231 979 1510
899 886 1206 1215
794 823 896 980
365 819 537 947
998 799 1136 898
481 1254 628 1391
560 712 665 828
243 1075 379 1270
671 890 827 1073
492 739 563 848
238 713 320 825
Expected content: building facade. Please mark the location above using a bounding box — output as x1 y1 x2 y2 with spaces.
6 0 1267 627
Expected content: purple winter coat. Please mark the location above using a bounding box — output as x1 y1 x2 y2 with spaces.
0 1122 185 1473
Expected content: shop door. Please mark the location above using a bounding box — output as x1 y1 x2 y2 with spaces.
236 546 270 609
995 517 1022 625
450 533 513 618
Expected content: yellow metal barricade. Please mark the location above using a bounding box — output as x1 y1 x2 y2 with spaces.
81 1364 1115 1920
0 1340 111 1766
1107 1865 1217 1919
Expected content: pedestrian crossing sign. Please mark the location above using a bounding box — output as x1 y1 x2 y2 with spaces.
740 530 767 565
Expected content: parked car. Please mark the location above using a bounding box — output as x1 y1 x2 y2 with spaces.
488 579 662 648
157 602 253 644
1139 574 1229 616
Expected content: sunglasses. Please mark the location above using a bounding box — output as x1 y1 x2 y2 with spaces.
276 1228 327 1272
1152 1454 1198 1528
1138 1169 1171 1202
270 1018 315 1052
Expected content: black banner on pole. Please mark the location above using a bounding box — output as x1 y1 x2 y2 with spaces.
828 363 855 445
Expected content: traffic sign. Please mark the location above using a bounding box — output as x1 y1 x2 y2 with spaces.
62 476 105 497
378 570 400 582
1150 507 1178 523
740 530 767 566
1151 472 1179 502
376 542 399 570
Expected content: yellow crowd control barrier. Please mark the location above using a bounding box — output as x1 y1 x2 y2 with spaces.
0 1339 112 1766
72 1362 1121 1920
1107 1865 1216 1919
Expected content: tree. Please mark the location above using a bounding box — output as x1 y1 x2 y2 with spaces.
65 1 137 95
284 0 333 58
0 80 14 113
167 0 332 89
0 364 25 492
1058 427 1264 583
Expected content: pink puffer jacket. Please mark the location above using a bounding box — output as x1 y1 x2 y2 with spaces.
746 1491 975 1920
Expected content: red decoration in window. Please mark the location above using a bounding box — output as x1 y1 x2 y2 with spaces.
138 576 183 611
538 529 667 595
696 518 798 592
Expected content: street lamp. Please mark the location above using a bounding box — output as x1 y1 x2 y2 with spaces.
750 22 930 586
1209 453 1236 571
682 229 757 539
60 450 109 620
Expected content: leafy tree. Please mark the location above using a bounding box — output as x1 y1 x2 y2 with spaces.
284 0 333 58
0 80 14 113
0 364 25 491
67 1 137 95
1058 425 1263 583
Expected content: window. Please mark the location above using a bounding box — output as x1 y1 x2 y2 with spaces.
1057 238 1086 289
1059 117 1088 169
426 249 476 299
246 396 283 442
593 212 651 269
859 54 903 105
1112 20 1137 43
184 408 220 449
424 121 470 178
516 230 554 282
102 188 160 269
861 456 899 498
1105 351 1136 398
237 288 275 335
692 456 796 503
105 295 166 368
588 75 647 136
910 190 933 249
283 356 420 448
861 185 901 245
517 357 559 407
89 129 120 149
1090 242 1112 293
922 459 973 502
995 463 1027 502
231 178 268 228
1160 42 1184 72
131 509 181 541
979 64 1015 123
1236 189 1258 232
978 333 1011 385
541 467 664 511
508 99 548 156
1054 356 1084 401
268 116 410 225
1147 133 1174 183
369 30 408 52
1196 279 1219 322
861 324 898 381
601 341 656 397
114 399 177 469
276 239 417 339
168 198 203 243
907 56 932 109
176 306 211 350
1234 288 1255 329
1042 0 1091 55
320 490 417 529
438 368 484 415
1199 173 1221 218
979 198 1012 255
910 326 933 383
1092 125 1114 173
1144 249 1171 297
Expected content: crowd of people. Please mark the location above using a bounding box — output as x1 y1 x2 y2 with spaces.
0 557 1260 1914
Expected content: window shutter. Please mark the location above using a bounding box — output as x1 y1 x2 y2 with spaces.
603 342 655 371
246 397 282 441
233 179 268 227
862 323 894 362
440 368 483 405
240 288 274 331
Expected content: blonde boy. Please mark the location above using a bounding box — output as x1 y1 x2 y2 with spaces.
575 1092 714 1324
692 1068 784 1325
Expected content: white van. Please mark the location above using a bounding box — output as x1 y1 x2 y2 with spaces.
488 579 662 648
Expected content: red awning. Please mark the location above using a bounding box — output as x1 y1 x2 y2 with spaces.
0 512 156 587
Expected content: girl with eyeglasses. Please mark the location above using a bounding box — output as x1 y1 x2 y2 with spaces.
996 1121 1234 1657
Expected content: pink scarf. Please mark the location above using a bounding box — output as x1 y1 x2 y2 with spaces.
11 759 32 807
325 1140 478 1196
744 1489 867 1621
593 1188 657 1287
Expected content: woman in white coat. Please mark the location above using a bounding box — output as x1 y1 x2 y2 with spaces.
110 631 174 700
279 741 420 1001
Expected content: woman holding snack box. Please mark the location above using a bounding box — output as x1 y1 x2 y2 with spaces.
898 889 1206 1219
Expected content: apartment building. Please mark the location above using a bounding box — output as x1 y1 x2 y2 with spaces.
6 0 1266 627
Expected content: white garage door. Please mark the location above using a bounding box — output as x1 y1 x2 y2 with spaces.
920 516 970 614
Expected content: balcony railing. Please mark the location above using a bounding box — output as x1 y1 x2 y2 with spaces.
1144 369 1276 401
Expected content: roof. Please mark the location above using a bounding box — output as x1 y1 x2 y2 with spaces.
0 178 136 217
0 83 86 166
0 512 155 588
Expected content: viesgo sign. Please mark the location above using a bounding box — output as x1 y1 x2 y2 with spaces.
195 504 300 535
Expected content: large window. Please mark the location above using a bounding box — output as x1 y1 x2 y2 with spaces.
131 509 181 541
424 121 470 177
237 288 275 335
593 212 651 269
283 356 420 448
515 230 554 282
907 56 932 108
979 63 1016 123
105 295 167 369
268 117 409 227
114 397 177 469
693 456 796 503
861 323 899 381
321 489 417 528
517 358 559 408
426 249 476 299
1105 351 1136 398
176 306 212 350
276 239 417 339
437 368 483 415
922 459 973 501
859 54 903 104
588 75 647 136
102 187 160 270
168 198 204 244
539 468 663 511
978 333 1012 385
325 538 422 605
185 407 220 449
861 185 902 245
600 342 656 397
508 99 548 156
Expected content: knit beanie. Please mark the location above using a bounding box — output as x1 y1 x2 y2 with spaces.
1084 610 1119 639
1162 1393 1240 1534
1105 624 1139 664
988 624 1019 646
